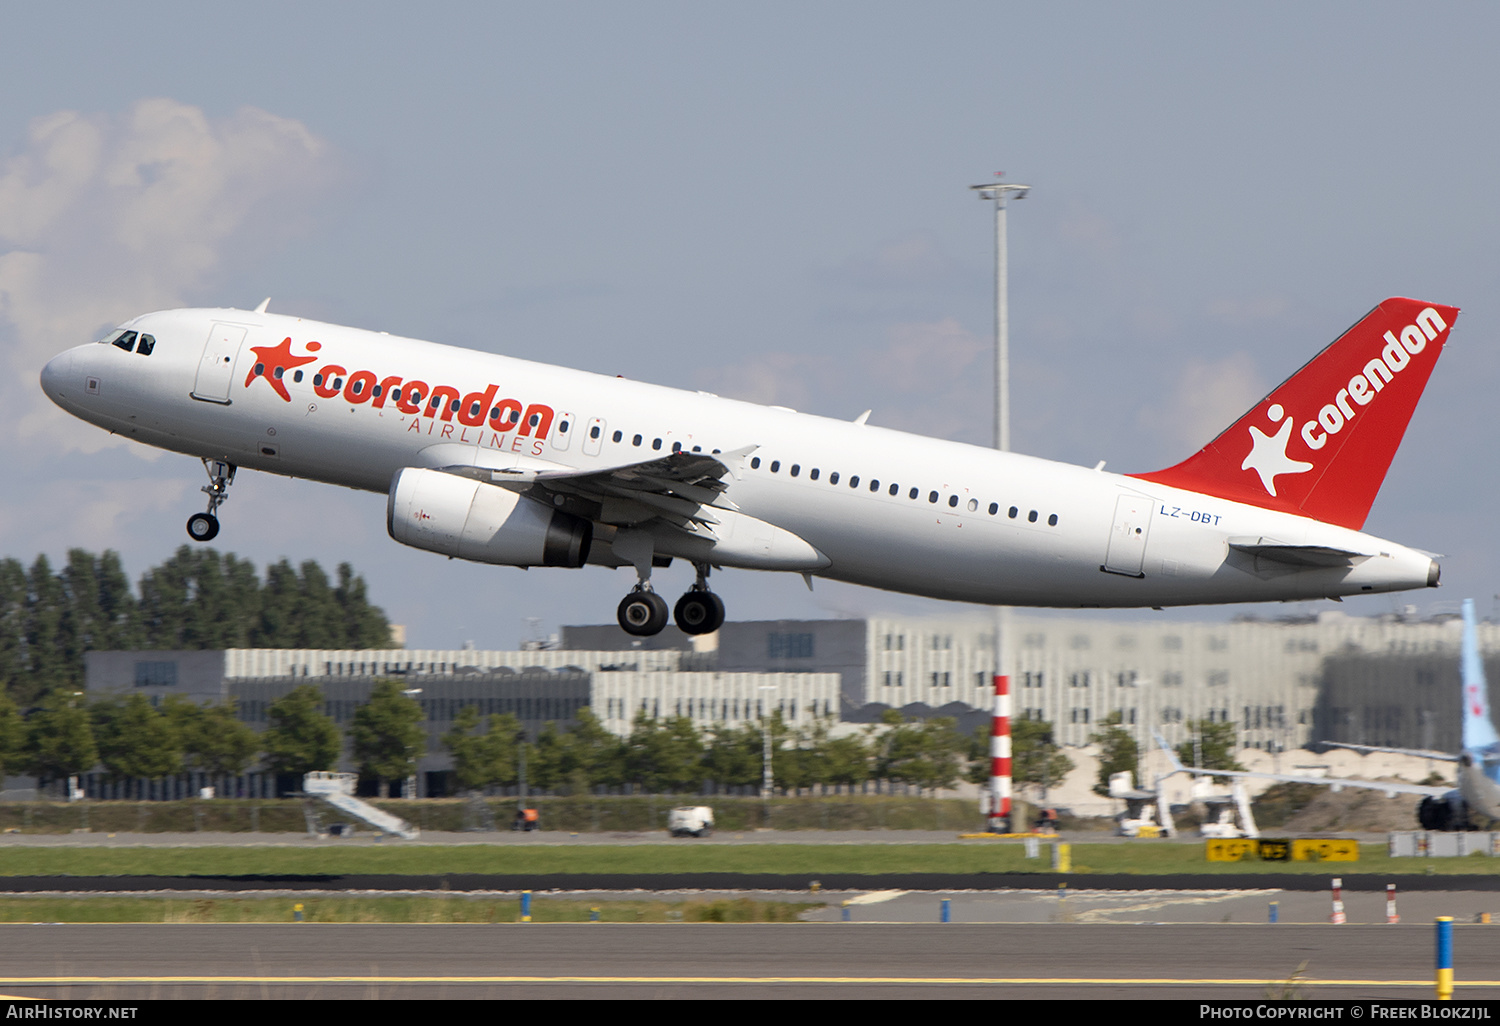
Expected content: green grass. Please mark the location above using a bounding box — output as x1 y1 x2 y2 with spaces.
0 895 820 923
0 843 1495 878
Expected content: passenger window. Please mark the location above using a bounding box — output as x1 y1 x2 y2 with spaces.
870 480 880 492
829 472 840 485
770 460 780 472
559 422 569 433
613 430 623 442
590 426 601 439
928 491 938 503
469 402 480 416
294 370 304 383
372 384 381 395
888 483 898 496
909 488 918 499
751 457 761 469
1048 514 1059 526
948 495 958 508
988 503 998 515
112 331 138 352
313 374 323 386
849 476 859 488
1028 510 1039 522
652 438 662 450
253 363 265 376
790 464 800 477
335 378 344 390
671 441 681 453
967 498 978 512
810 469 819 481
632 434 642 446
274 367 285 379
1009 506 1019 519
135 334 155 356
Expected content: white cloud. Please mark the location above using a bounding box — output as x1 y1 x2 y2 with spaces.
0 99 337 452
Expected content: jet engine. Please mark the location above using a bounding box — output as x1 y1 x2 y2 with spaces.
1417 792 1469 832
387 467 592 568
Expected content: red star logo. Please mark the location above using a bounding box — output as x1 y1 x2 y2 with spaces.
245 337 320 402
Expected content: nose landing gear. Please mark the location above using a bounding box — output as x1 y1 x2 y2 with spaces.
186 458 236 542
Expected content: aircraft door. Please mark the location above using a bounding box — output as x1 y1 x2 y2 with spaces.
552 411 575 451
191 323 248 404
582 417 605 457
1103 493 1153 577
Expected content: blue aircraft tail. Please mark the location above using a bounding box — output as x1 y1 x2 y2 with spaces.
1461 598 1500 754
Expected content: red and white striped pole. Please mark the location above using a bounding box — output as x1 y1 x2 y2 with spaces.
1331 877 1346 924
988 671 1012 833
1386 883 1400 924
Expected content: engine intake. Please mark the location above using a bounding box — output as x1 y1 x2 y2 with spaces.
387 467 592 568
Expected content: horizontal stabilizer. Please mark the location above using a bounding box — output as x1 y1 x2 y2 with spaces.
1226 538 1370 568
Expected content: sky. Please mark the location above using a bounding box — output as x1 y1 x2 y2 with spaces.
2 2 1497 648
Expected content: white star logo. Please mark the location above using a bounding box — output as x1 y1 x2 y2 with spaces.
1241 404 1314 497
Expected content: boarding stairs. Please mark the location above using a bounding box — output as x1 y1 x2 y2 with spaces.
301 771 420 840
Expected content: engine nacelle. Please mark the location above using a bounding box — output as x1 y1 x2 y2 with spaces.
1418 792 1468 831
387 467 592 568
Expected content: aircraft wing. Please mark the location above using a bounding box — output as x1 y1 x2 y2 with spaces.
438 447 753 529
1153 732 1450 798
1320 742 1460 763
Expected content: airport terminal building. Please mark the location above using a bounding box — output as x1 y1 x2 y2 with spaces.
82 607 1500 796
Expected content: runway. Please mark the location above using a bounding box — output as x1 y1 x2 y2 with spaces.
0 923 1489 1000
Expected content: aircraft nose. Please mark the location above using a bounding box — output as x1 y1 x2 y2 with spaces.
39 349 76 405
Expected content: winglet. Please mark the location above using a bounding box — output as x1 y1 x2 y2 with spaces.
1132 299 1457 530
254 298 270 314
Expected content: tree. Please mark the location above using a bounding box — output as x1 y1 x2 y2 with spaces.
626 714 705 793
0 694 27 777
1089 711 1139 797
165 696 260 778
704 722 762 789
24 692 97 788
875 711 966 795
351 679 426 796
262 685 341 777
1176 720 1246 778
92 694 182 783
442 708 520 792
1013 719 1074 792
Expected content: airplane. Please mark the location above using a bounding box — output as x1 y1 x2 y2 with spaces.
1159 599 1500 831
39 295 1455 638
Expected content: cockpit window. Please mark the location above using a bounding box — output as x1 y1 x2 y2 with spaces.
136 334 156 356
111 330 138 353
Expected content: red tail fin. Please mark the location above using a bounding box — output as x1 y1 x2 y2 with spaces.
1131 298 1457 530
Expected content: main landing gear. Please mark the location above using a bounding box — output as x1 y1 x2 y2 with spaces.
616 562 725 638
186 458 236 542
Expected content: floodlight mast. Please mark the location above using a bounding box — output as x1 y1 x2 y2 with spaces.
971 175 1029 835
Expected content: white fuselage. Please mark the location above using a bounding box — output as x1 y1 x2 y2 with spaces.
40 307 1439 608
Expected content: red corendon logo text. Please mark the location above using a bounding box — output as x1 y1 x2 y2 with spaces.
244 337 556 450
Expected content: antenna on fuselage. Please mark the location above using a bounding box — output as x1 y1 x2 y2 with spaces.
254 298 270 314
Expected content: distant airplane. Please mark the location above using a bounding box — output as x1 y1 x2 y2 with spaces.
1162 599 1500 831
40 296 1454 637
